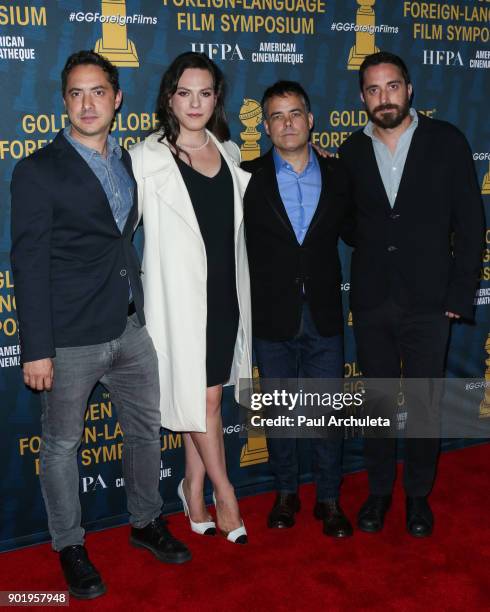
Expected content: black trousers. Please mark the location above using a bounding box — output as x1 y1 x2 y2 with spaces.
353 299 451 497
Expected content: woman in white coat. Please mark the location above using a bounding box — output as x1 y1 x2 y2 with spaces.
130 53 252 544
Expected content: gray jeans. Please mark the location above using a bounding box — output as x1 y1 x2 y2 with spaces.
39 313 162 551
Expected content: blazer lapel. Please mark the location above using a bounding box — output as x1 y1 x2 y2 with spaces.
362 134 393 213
392 116 427 211
121 150 138 236
261 149 297 239
303 154 328 243
53 131 122 235
363 112 426 212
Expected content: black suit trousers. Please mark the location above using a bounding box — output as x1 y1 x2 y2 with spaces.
353 299 451 497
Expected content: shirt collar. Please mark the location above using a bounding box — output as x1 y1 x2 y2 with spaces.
63 126 122 159
364 107 418 141
273 143 317 174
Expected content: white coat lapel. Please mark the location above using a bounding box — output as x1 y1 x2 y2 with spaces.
142 133 202 238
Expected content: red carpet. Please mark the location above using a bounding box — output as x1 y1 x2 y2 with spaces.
1 444 489 611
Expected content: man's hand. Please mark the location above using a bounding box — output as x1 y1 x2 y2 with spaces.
445 311 461 319
311 143 334 158
23 358 54 391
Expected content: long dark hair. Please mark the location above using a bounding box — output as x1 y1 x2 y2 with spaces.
154 52 230 154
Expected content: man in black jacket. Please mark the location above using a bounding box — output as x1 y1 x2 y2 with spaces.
243 81 353 537
10 51 190 599
339 51 484 537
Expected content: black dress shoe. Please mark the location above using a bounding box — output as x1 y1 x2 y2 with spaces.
406 496 433 537
267 493 300 529
59 545 106 600
357 495 392 533
130 516 192 563
314 500 353 538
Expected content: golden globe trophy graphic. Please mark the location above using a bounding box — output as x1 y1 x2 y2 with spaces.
482 161 490 195
94 0 139 67
480 334 490 418
239 99 262 162
347 0 380 71
240 367 269 468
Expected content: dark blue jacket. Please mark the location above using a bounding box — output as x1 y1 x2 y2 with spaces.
10 130 144 362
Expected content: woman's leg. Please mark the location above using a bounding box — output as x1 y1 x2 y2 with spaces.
182 433 212 522
189 384 242 533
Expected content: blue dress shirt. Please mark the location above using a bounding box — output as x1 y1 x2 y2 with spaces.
63 127 134 233
273 144 321 245
63 127 134 300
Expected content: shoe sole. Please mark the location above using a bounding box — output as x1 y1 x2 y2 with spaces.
267 521 295 529
324 529 354 538
357 523 383 533
130 537 192 564
68 583 107 600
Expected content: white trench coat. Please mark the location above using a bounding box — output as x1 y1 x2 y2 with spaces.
130 131 252 432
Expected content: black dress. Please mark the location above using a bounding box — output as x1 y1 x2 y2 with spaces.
175 154 239 387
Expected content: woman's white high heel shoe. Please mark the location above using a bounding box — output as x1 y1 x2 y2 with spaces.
221 522 248 544
177 479 216 536
213 492 248 544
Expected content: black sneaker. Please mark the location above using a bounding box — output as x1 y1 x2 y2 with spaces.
59 545 106 600
130 516 192 564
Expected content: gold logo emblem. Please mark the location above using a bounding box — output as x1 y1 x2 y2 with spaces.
240 435 269 467
94 0 139 67
240 367 269 467
480 334 490 418
347 0 380 71
239 99 262 162
482 161 490 195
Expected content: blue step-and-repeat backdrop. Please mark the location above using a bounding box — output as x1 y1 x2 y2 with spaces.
0 0 489 551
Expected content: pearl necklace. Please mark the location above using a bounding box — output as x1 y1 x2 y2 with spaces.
178 133 210 151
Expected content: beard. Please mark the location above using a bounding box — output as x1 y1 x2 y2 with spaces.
367 98 410 129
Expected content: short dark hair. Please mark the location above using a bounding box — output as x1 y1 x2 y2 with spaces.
61 50 120 96
261 80 311 118
359 51 411 91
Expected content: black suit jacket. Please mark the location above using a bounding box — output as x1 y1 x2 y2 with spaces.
242 148 352 341
10 130 144 362
339 113 484 320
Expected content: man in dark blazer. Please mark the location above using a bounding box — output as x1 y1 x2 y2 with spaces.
243 81 353 537
339 51 484 537
10 51 190 599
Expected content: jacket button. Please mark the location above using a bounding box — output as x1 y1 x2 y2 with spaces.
389 213 400 220
120 269 127 277
387 246 397 252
